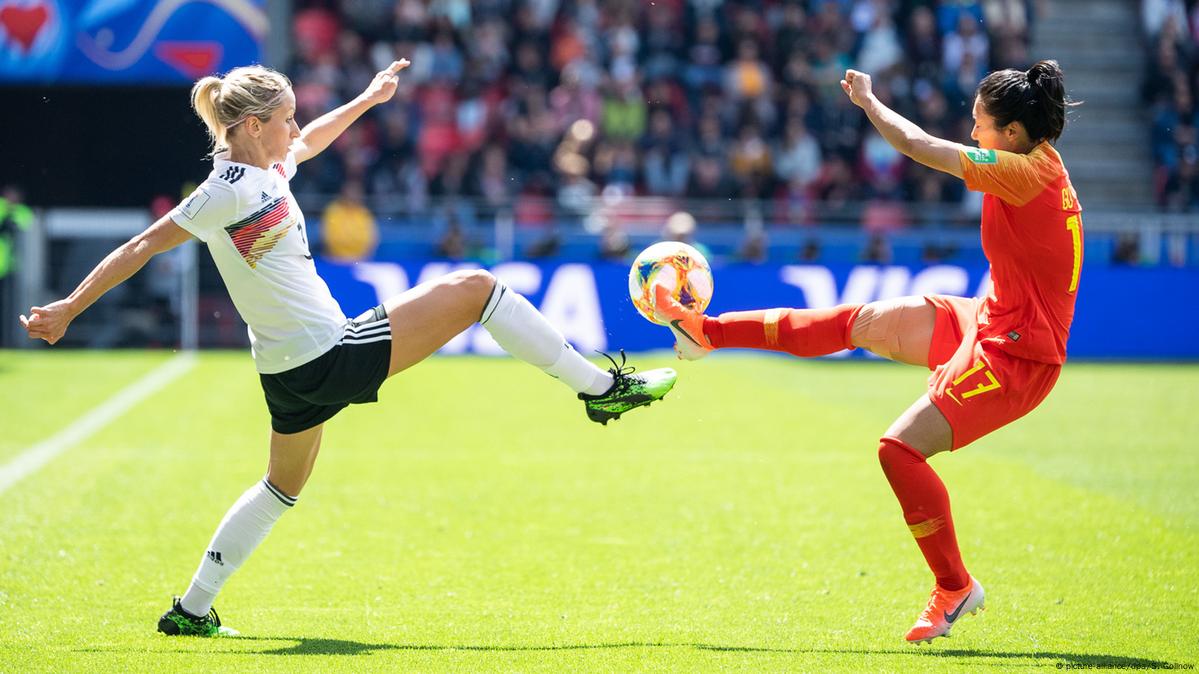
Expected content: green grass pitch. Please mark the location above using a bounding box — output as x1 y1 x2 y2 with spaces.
1 350 1196 672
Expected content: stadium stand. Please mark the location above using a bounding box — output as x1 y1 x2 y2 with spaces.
288 0 1045 259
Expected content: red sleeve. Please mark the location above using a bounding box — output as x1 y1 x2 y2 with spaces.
959 144 1059 206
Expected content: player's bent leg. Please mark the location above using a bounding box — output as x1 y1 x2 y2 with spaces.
849 296 937 367
879 396 983 643
159 424 324 637
884 393 953 458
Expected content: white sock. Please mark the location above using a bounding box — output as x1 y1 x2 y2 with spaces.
179 479 294 617
479 281 613 395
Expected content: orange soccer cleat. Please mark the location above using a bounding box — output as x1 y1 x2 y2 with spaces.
652 284 713 360
905 576 986 644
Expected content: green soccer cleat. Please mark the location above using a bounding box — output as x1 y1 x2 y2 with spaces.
157 597 239 637
579 351 677 425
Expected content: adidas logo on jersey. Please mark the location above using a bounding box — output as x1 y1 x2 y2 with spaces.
261 191 271 202
220 166 246 184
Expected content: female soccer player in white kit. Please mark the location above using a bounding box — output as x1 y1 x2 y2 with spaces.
19 61 676 636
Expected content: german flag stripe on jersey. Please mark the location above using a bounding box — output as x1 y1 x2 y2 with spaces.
224 197 292 268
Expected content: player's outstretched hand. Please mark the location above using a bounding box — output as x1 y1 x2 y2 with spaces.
19 299 74 345
361 59 411 106
840 69 873 108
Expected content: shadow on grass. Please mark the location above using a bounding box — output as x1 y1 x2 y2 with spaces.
200 638 1187 669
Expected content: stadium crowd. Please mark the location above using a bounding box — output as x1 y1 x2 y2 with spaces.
288 0 1039 238
1144 0 1199 211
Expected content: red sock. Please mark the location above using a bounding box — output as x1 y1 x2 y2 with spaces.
702 305 861 357
877 437 970 591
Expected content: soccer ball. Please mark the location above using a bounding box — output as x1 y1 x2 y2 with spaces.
628 241 714 325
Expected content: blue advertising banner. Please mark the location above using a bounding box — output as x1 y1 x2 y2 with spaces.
0 0 265 83
315 259 1198 360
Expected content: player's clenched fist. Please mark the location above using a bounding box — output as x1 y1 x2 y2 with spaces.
840 69 874 108
19 299 75 345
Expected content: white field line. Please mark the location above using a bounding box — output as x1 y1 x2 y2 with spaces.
0 352 197 496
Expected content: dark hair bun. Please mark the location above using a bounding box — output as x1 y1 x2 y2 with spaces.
1027 60 1062 90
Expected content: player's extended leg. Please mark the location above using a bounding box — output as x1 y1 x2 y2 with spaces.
655 287 935 365
880 397 984 643
159 424 324 637
384 269 676 424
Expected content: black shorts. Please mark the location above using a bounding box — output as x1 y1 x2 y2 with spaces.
259 305 392 434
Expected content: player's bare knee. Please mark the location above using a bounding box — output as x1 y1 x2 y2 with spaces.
851 302 896 357
450 269 496 300
851 297 929 362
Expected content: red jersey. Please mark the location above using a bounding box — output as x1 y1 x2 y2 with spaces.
958 143 1083 365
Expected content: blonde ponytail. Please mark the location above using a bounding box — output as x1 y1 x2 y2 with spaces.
191 76 228 152
188 65 292 154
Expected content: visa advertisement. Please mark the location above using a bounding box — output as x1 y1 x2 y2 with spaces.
0 0 265 83
314 259 1198 360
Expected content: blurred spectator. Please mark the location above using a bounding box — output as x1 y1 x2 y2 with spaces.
921 240 958 264
686 154 736 200
557 152 597 213
860 131 906 198
725 38 774 125
1142 0 1199 210
593 140 638 197
322 181 378 261
773 116 823 193
662 210 714 260
550 63 602 131
942 12 989 85
937 0 985 35
642 109 692 196
663 210 698 244
525 231 562 257
601 77 648 141
799 238 822 262
472 143 518 208
736 230 769 264
1113 231 1143 265
861 232 893 263
597 223 631 261
907 5 943 83
436 218 469 259
683 15 727 96
729 124 773 198
854 5 904 76
1143 0 1188 39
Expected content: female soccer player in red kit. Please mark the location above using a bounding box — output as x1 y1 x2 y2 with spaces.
655 60 1081 643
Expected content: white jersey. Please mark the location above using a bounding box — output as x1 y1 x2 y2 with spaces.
168 151 347 374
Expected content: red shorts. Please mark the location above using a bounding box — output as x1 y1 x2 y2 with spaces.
925 295 1061 450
